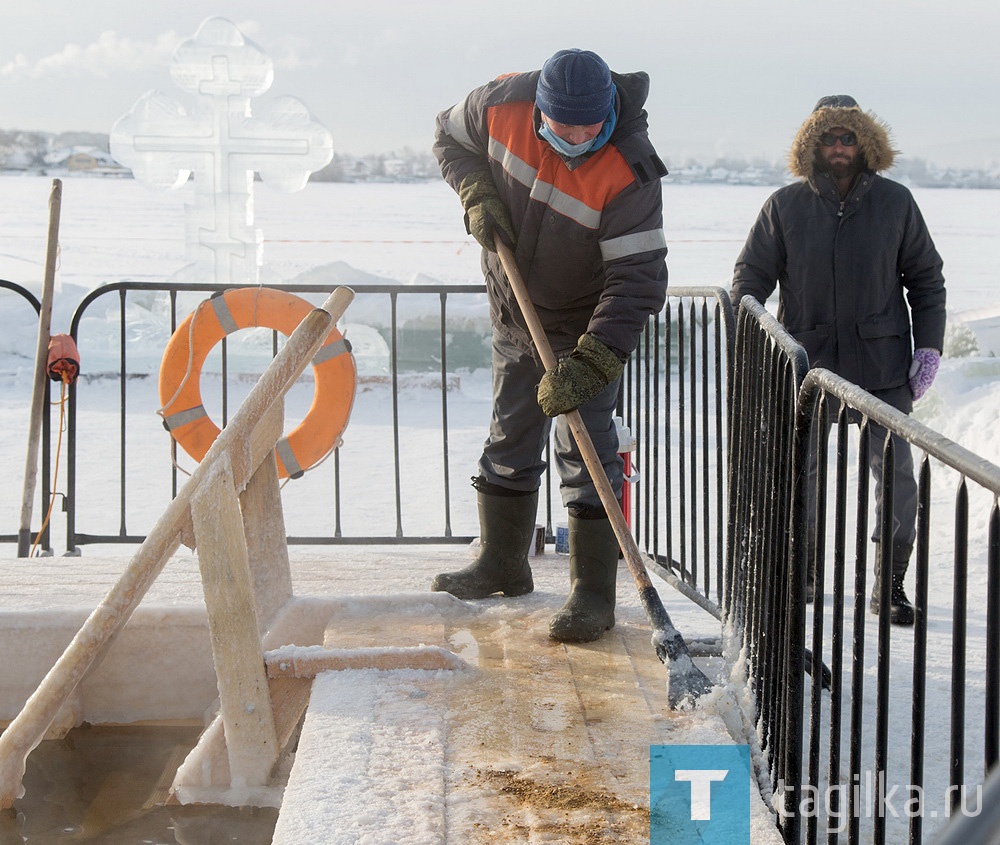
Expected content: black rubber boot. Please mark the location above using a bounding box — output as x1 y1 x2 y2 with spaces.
548 514 618 643
869 543 915 626
431 485 536 599
869 573 916 626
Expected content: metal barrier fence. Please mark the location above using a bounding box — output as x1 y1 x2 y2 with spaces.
729 295 1000 845
726 296 811 834
632 288 734 615
11 281 734 571
62 281 487 551
0 280 52 554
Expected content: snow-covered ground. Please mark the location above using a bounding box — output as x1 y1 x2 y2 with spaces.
1 174 998 843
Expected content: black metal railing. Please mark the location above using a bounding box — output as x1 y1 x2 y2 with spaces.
792 371 1000 845
630 287 735 615
726 295 811 827
62 281 489 550
728 294 1000 845
50 281 733 565
0 280 52 554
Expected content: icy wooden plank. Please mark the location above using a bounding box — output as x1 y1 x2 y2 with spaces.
272 669 448 845
239 431 293 634
265 644 467 676
323 613 449 651
268 677 312 753
191 452 277 789
561 623 673 805
441 613 639 841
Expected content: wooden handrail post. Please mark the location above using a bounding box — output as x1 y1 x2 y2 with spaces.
18 179 62 557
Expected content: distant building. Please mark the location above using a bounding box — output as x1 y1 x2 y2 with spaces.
52 147 129 177
66 152 100 171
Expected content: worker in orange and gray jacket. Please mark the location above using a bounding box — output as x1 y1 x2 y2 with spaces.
430 49 668 644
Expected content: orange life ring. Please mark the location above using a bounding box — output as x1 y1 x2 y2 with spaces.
158 287 356 479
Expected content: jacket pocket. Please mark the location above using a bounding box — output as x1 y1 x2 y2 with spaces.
789 323 835 369
856 315 911 390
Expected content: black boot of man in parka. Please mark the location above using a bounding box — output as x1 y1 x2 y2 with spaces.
549 510 619 643
431 478 536 599
869 540 916 626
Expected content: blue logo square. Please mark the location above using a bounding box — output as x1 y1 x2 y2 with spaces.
650 744 751 844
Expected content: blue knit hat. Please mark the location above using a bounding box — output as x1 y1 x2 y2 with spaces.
535 49 614 126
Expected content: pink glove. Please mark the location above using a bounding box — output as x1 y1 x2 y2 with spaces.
909 347 940 400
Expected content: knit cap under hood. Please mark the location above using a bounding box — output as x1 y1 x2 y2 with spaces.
788 94 898 179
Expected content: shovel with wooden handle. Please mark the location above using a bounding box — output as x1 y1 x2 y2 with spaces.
495 237 714 708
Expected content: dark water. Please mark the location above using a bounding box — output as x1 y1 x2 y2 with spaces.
0 725 278 844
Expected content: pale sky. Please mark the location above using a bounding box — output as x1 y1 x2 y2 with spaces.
2 0 998 168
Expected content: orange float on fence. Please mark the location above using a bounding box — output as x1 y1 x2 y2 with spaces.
158 287 356 479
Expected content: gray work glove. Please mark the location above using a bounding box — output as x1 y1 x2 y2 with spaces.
458 170 515 252
537 334 625 417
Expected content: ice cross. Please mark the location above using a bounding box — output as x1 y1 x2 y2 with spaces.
110 17 333 285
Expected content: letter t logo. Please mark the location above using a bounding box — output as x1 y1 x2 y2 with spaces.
674 769 729 820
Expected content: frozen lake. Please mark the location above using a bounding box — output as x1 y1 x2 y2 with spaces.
0 173 996 315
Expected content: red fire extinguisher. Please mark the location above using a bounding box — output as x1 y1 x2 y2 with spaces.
615 416 638 528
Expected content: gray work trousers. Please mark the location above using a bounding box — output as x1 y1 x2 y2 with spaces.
478 330 623 512
806 415 917 575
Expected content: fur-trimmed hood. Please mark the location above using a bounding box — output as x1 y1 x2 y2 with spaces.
788 94 898 179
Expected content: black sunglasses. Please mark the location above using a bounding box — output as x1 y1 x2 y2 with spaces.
819 132 858 147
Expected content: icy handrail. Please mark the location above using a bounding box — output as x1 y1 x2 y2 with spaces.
110 17 333 286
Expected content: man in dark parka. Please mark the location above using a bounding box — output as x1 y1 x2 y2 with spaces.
731 95 946 625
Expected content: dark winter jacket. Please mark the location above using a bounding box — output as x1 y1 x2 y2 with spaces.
433 70 668 358
731 102 946 410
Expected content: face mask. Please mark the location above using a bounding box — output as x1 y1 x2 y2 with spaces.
538 98 617 159
538 122 598 158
